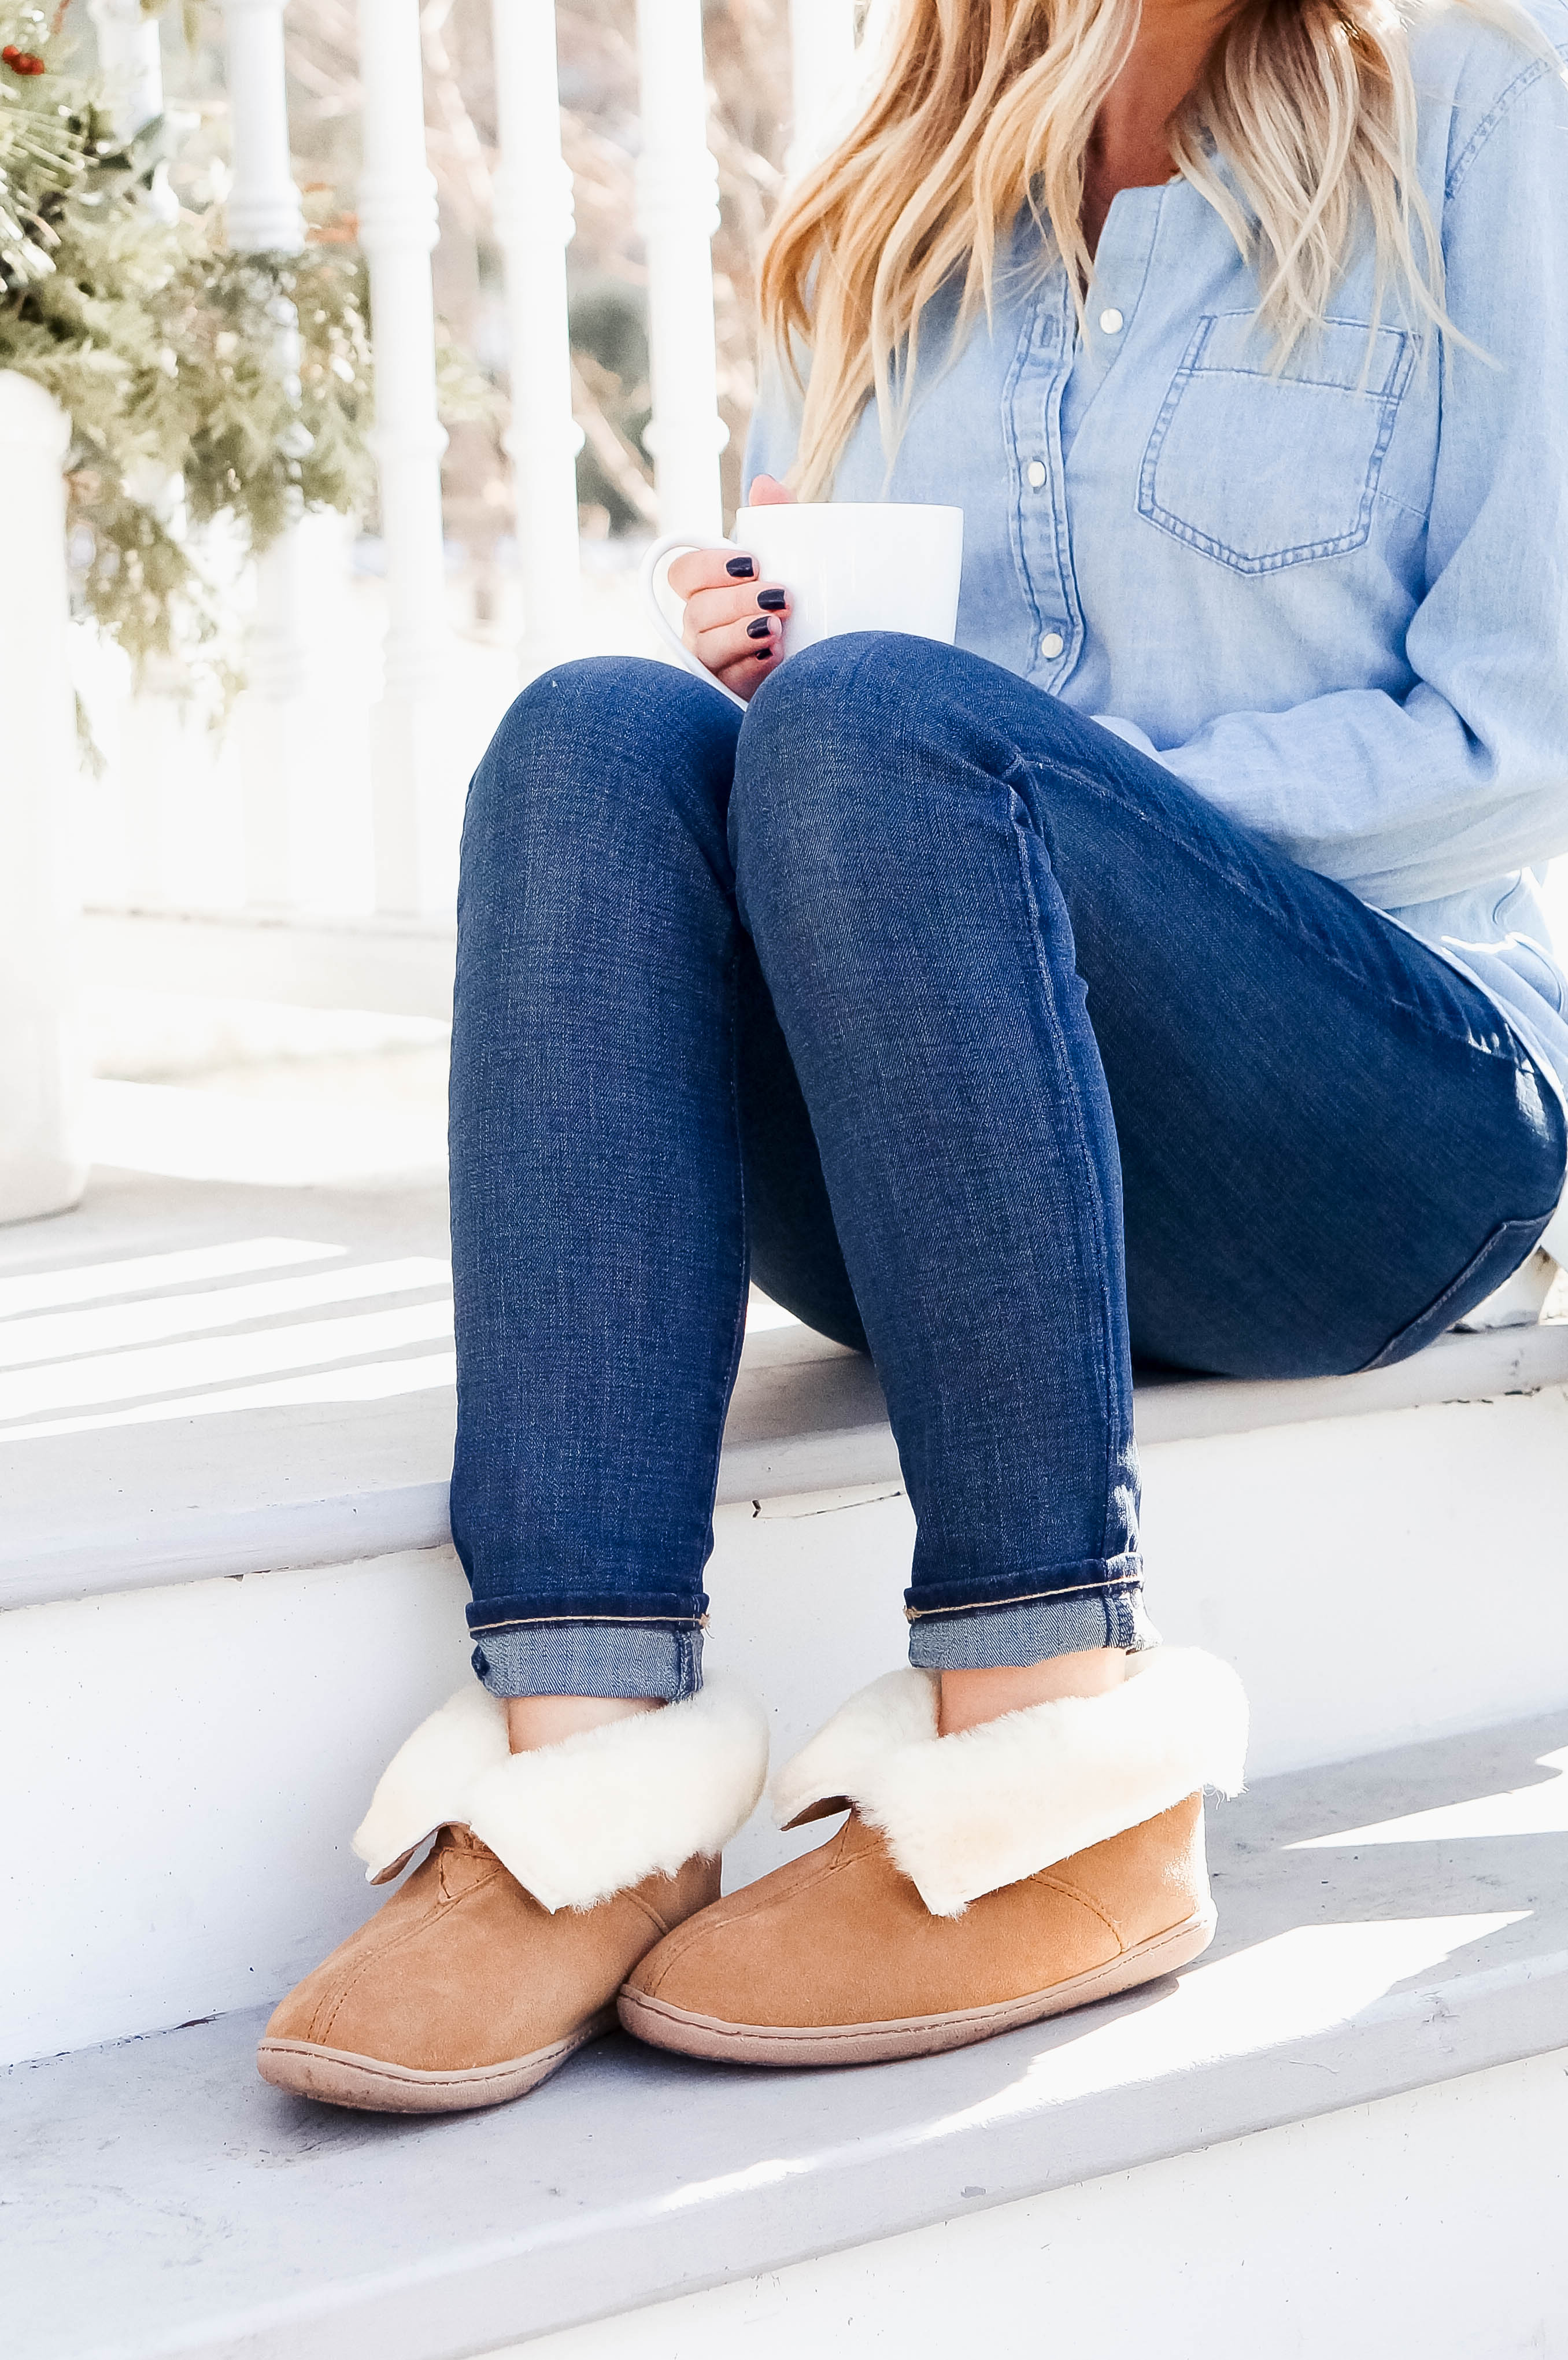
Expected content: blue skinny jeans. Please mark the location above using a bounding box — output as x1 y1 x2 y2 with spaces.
449 635 1565 1700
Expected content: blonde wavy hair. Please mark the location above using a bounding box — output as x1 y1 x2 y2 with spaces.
761 0 1537 498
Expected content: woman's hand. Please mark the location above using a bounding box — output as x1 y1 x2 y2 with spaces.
668 475 795 701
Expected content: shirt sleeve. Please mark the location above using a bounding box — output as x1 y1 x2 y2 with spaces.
1153 47 1568 911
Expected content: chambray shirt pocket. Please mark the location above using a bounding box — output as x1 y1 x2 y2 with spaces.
1136 313 1415 573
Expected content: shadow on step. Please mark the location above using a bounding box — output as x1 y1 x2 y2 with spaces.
1204 1706 1568 2000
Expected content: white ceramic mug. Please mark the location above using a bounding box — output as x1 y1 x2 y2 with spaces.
640 501 965 711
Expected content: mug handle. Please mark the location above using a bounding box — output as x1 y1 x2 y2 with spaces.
639 530 749 714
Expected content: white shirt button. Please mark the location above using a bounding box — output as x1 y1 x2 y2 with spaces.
1040 630 1065 659
1099 306 1125 335
1026 458 1048 489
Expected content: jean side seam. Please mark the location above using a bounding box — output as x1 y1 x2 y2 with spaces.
1014 741 1521 1059
654 933 753 1620
709 936 753 1510
1004 760 1127 1574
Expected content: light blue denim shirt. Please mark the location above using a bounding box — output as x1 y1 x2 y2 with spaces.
745 0 1568 1190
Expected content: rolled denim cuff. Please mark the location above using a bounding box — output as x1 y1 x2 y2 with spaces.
466 1591 707 1702
905 1556 1157 1670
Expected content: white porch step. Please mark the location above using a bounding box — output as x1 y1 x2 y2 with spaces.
5 1166 1568 2069
7 1708 1567 2360
8 1164 1568 1611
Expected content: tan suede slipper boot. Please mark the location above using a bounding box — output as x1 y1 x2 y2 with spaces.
619 1648 1246 2067
259 1675 768 2112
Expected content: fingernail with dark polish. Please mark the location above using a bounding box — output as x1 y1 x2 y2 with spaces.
757 587 786 611
726 555 756 579
754 647 772 660
746 616 772 639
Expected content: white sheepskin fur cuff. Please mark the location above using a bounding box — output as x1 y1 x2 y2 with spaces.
770 1646 1248 1918
352 1673 769 1913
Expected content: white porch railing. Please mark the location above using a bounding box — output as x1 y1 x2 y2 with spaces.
220 0 312 914
0 374 88 1221
493 0 583 681
40 0 863 1025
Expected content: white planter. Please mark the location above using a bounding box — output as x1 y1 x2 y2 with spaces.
0 371 87 1224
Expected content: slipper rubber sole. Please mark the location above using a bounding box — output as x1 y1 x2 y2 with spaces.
617 1908 1216 2067
256 2004 617 2113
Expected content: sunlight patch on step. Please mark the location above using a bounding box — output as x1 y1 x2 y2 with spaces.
0 1350 457 1442
0 1257 451 1369
747 1290 801 1332
0 1299 454 1424
0 1253 786 1439
633 1915 1530 2224
920 1914 1528 2132
0 1236 344 1319
1288 1749 1568 1848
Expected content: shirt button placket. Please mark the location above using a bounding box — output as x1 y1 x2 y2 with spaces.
1017 287 1075 685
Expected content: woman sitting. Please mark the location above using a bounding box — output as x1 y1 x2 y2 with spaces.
260 0 1568 2113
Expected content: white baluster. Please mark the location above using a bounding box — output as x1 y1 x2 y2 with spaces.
221 0 305 250
357 0 452 916
220 0 312 911
787 0 860 175
0 375 87 1223
87 0 177 219
87 0 162 131
635 0 724 538
491 0 583 681
88 0 182 911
